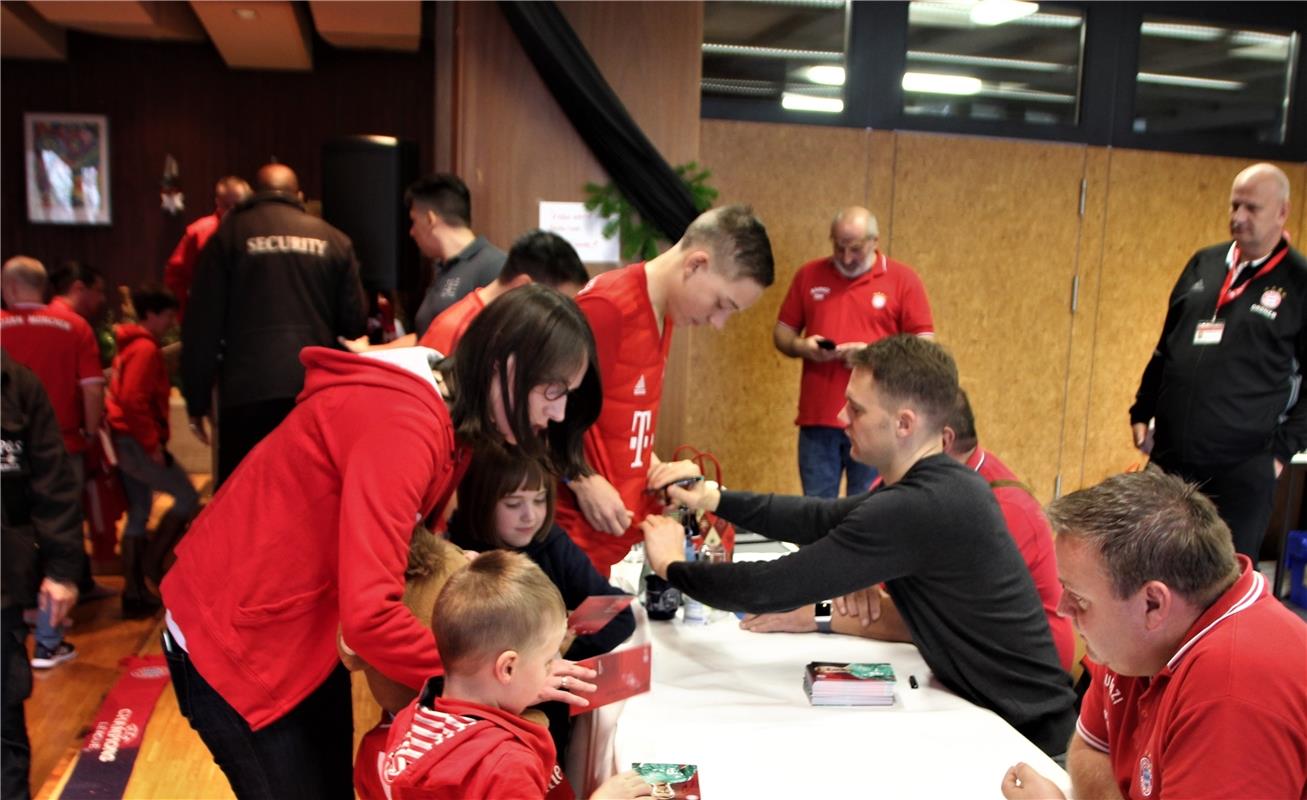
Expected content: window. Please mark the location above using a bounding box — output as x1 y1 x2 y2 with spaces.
904 1 1085 127
701 0 849 115
1134 17 1298 145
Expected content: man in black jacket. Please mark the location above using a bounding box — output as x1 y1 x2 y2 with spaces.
2 350 84 800
643 336 1076 758
182 163 367 486
1130 163 1306 559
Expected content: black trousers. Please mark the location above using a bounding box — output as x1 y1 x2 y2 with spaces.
2 608 33 800
215 398 297 489
163 633 354 799
1151 451 1278 560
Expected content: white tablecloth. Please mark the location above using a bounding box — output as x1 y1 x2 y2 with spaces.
571 553 1071 798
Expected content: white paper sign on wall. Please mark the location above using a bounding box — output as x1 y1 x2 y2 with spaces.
538 201 620 264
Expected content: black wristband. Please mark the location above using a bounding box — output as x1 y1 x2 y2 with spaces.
814 601 832 633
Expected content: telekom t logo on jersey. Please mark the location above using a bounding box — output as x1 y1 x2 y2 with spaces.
629 410 653 468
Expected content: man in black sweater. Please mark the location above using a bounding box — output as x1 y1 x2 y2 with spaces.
1131 163 1306 560
644 335 1076 757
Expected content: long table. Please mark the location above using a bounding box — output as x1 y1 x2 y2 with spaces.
569 553 1072 798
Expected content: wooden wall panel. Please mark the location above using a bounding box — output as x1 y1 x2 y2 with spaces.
691 119 873 494
1 29 434 298
451 2 701 252
1058 147 1111 492
449 2 702 451
1078 152 1307 489
890 132 1087 501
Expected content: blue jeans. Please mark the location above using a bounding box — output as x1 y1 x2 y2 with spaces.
798 426 877 498
163 632 354 799
114 437 200 540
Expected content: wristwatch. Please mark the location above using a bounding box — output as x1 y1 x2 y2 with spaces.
814 601 832 634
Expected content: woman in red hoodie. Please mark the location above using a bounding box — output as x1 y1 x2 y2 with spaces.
105 283 199 618
160 284 602 799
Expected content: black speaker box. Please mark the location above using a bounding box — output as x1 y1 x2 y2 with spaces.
322 136 418 294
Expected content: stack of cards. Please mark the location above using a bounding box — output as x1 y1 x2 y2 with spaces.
803 661 896 706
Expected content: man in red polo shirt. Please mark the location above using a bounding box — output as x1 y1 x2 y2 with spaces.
556 205 775 575
1001 469 1307 800
774 207 933 498
2 255 107 668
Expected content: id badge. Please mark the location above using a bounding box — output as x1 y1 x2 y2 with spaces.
1194 320 1225 345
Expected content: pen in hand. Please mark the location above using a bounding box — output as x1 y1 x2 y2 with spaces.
646 475 705 494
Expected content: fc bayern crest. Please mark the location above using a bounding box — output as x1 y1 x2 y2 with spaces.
871 292 887 309
1139 755 1154 797
1261 288 1284 310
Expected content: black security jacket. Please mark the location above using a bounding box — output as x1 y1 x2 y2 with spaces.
181 192 367 416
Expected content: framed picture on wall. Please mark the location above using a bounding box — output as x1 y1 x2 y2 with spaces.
24 112 111 225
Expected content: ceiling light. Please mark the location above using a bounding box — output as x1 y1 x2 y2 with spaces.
233 8 258 21
907 50 1070 73
781 93 844 113
902 71 983 95
1139 21 1224 42
1137 72 1245 91
969 0 1039 26
702 43 842 62
803 65 846 86
909 2 1079 29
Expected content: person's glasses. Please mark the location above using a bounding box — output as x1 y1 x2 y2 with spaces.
541 383 571 401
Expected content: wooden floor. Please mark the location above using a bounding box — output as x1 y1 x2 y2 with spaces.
25 473 385 799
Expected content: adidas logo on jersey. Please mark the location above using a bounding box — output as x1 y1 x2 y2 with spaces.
634 374 647 396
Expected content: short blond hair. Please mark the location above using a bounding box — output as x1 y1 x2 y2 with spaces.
433 550 565 675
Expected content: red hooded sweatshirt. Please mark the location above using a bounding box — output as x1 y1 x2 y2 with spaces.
375 693 567 799
105 323 170 453
161 347 466 730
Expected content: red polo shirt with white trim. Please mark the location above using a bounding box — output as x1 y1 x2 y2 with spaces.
1076 557 1307 799
0 301 104 453
777 252 933 428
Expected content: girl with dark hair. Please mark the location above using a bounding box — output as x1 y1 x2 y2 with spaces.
448 442 636 762
160 284 602 799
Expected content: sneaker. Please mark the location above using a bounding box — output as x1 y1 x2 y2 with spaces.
31 641 77 669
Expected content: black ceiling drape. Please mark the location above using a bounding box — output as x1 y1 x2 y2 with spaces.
499 1 699 244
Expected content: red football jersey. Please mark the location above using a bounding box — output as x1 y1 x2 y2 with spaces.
556 263 673 574
418 288 485 355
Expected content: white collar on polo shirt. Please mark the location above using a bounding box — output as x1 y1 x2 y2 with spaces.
1165 570 1265 671
1225 242 1276 271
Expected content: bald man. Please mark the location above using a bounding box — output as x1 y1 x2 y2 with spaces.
164 175 251 322
1131 163 1305 559
181 163 367 486
773 207 935 497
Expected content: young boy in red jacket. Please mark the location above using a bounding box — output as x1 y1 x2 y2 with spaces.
374 551 649 800
105 283 199 617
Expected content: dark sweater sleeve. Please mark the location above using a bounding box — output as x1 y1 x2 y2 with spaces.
1131 253 1200 425
181 226 229 417
547 529 635 660
21 372 84 584
668 488 928 613
714 490 866 545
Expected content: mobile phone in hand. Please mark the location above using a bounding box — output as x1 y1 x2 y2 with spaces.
816 337 837 351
